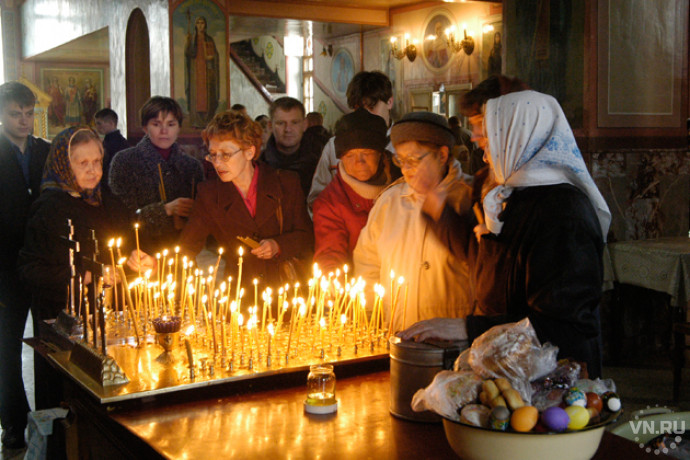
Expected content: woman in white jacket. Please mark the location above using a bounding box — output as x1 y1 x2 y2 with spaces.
353 112 474 334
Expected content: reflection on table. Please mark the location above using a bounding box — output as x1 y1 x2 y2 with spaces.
105 371 663 459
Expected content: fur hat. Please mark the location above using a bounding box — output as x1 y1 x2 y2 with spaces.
334 108 388 158
390 111 455 150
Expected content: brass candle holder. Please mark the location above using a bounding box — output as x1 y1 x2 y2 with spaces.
152 316 182 365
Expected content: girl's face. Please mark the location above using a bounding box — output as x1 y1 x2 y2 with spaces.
143 112 180 150
70 139 103 191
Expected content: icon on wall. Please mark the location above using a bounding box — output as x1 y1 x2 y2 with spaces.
331 48 354 96
421 9 455 72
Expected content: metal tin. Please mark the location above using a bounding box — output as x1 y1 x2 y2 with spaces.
389 336 468 422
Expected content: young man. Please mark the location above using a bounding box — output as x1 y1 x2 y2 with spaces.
307 71 395 209
0 81 50 449
94 108 129 189
262 97 327 196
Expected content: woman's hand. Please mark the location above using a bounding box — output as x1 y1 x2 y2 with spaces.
251 239 279 259
164 197 194 217
127 249 157 273
473 224 490 242
397 317 468 342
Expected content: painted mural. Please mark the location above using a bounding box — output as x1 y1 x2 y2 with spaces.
39 67 105 137
172 0 227 130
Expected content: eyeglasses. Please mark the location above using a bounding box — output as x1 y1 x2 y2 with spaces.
205 147 244 163
392 150 432 169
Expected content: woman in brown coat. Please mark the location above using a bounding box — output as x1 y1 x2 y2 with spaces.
129 110 313 291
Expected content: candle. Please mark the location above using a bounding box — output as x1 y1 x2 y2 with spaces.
107 239 119 315
238 313 245 356
173 245 180 277
402 282 409 330
213 247 223 286
343 264 349 285
267 323 274 365
116 262 140 346
340 314 347 347
134 223 142 279
235 247 244 304
319 316 325 354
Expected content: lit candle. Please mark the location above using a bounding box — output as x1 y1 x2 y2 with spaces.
343 264 349 285
267 323 274 364
235 247 244 304
134 223 142 279
214 247 223 286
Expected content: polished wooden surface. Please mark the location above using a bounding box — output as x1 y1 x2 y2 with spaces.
108 371 666 459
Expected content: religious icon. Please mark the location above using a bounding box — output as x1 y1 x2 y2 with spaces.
184 12 220 128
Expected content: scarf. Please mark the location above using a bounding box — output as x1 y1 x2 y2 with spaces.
482 90 611 240
41 126 102 206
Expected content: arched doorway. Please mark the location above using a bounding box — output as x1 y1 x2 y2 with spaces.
125 8 151 139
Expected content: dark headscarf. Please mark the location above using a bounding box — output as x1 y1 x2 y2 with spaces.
41 126 103 206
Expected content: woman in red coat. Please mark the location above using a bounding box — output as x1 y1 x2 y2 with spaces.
312 108 398 272
129 110 313 291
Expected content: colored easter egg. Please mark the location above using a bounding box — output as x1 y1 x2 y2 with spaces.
541 406 569 432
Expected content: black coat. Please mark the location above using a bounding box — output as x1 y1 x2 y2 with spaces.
18 189 132 321
0 134 50 271
428 183 604 377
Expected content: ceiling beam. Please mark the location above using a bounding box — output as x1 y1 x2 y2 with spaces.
225 1 389 27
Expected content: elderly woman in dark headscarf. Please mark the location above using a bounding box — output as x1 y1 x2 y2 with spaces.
19 126 132 327
312 108 398 272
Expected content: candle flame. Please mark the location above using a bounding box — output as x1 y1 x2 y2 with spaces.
116 237 122 248
238 246 244 257
117 257 127 265
398 276 405 284
134 223 139 229
218 247 224 255
319 317 326 328
108 238 114 248
175 246 180 254
230 300 238 313
268 323 275 335
238 313 244 326
184 325 194 336
340 314 347 325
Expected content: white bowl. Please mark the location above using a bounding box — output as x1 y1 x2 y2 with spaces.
442 410 621 460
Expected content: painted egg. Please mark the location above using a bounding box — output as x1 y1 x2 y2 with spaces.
602 391 622 412
565 405 590 430
585 392 603 412
564 388 586 407
541 406 569 432
510 406 539 432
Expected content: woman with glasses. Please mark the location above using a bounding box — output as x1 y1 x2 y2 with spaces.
18 127 131 410
353 111 473 335
312 109 399 272
109 96 204 252
129 110 313 289
399 89 610 377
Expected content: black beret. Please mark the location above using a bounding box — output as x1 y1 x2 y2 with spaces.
334 108 388 159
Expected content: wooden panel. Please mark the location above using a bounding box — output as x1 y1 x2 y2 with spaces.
597 0 687 128
225 1 389 26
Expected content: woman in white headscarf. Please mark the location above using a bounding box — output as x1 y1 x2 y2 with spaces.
400 89 611 378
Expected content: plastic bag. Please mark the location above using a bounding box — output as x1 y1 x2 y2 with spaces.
411 370 483 421
464 318 558 403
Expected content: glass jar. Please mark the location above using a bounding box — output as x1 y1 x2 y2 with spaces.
306 364 336 406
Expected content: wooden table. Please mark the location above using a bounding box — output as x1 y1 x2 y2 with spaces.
56 370 666 459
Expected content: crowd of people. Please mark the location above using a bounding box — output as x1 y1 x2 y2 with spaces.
0 72 610 449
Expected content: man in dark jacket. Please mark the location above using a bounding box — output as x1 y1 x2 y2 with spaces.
0 81 50 449
262 97 327 196
95 108 129 191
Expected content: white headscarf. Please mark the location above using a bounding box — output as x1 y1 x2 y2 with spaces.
482 90 611 240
